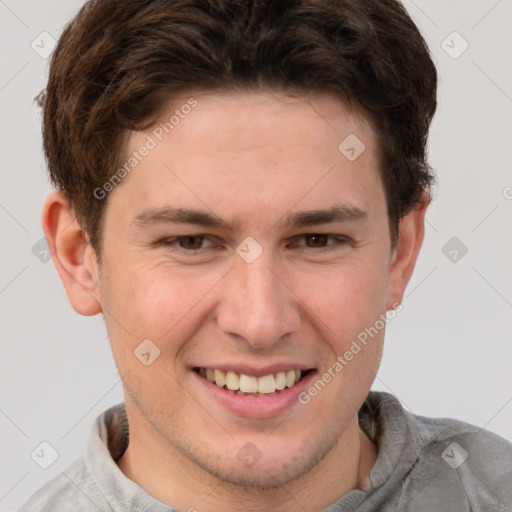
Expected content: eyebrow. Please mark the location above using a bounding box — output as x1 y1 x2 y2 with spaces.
285 205 368 228
132 207 237 231
132 205 367 231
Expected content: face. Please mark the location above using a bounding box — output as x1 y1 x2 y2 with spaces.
94 91 398 487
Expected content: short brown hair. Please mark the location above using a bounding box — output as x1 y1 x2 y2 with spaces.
38 0 437 251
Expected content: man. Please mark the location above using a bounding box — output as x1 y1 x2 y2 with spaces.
21 0 512 510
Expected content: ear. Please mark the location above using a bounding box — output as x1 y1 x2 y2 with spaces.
42 191 102 316
386 192 429 309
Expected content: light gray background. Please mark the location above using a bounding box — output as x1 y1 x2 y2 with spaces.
1 0 511 509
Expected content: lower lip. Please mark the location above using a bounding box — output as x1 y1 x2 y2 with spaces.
192 370 317 419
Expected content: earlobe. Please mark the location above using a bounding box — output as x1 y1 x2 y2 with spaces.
386 192 429 309
42 191 102 316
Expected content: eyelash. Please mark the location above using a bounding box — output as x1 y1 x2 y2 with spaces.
160 234 349 252
292 234 348 249
161 236 215 251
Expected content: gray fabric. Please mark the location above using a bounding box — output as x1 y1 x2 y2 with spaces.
19 391 512 511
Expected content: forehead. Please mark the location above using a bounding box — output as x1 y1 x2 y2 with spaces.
112 91 383 224
149 90 374 155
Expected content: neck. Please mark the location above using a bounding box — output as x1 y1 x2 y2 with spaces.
117 402 377 512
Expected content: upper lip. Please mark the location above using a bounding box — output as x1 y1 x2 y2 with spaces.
192 363 315 377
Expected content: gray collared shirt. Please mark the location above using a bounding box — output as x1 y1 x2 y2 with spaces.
19 391 512 511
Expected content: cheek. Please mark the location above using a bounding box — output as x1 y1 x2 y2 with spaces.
100 259 225 352
293 259 388 412
294 257 389 352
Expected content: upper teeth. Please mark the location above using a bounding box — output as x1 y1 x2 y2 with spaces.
199 368 302 394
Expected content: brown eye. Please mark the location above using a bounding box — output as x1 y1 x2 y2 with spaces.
178 236 205 249
304 234 329 247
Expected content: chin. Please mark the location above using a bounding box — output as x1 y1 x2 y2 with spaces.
189 434 337 490
202 460 309 490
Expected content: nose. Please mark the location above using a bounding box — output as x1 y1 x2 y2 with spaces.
216 252 301 349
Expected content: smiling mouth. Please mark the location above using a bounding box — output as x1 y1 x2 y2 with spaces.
194 368 312 396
